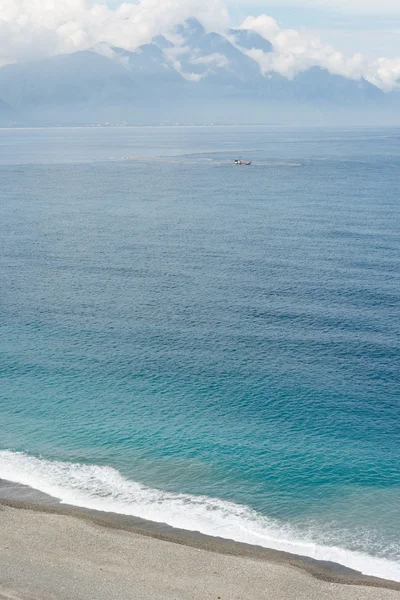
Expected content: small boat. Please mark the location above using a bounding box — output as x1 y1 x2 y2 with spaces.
234 159 252 166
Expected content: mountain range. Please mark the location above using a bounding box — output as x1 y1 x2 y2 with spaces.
0 18 397 126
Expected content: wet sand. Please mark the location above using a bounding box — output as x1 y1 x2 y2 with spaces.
0 481 399 600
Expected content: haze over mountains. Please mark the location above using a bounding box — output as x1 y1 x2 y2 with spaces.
0 18 398 126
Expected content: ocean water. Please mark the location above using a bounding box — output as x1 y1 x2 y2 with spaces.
0 126 399 580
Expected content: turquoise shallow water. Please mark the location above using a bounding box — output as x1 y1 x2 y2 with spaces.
0 127 399 579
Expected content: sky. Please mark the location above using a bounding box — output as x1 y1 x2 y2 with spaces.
229 1 400 58
0 0 399 90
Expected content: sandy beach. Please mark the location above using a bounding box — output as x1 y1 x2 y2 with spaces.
0 492 399 600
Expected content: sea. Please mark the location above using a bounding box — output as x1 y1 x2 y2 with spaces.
0 126 399 581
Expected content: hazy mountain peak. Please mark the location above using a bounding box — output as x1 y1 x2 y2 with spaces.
176 18 206 40
135 43 164 58
152 35 174 50
229 29 273 53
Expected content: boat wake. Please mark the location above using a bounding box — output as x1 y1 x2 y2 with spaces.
121 156 301 166
0 450 399 582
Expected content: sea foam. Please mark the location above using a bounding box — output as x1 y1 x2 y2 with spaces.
1 450 399 582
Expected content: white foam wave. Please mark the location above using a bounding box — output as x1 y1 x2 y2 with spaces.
0 450 399 582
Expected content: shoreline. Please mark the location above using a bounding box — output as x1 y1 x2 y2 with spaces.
1 479 399 593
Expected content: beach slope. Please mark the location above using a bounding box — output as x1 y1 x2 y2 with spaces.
0 504 399 600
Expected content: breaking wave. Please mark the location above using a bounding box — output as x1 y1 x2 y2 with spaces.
0 450 399 582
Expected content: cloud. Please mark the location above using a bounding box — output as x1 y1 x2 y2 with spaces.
240 15 400 91
0 0 229 65
163 47 229 82
366 57 400 91
0 0 399 91
190 53 230 69
240 15 365 80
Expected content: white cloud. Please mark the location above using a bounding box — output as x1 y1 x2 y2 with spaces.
0 0 399 91
240 15 365 79
190 53 230 68
240 15 400 90
163 48 229 81
366 57 400 91
0 0 229 65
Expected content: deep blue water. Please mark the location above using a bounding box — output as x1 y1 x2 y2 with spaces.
0 126 399 579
